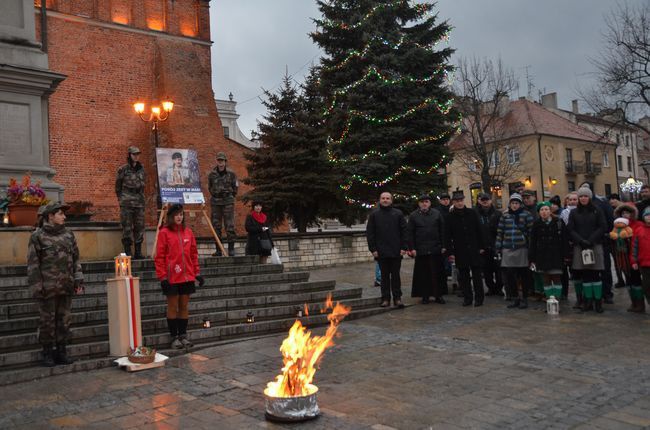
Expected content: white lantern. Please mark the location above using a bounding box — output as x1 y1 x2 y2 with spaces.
114 253 132 278
546 296 559 315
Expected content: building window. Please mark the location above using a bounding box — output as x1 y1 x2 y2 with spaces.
585 151 591 165
616 134 620 144
625 135 630 148
618 155 623 171
602 152 609 167
627 156 632 172
507 148 520 165
489 151 500 168
223 126 230 138
605 184 612 196
568 181 576 192
565 148 573 162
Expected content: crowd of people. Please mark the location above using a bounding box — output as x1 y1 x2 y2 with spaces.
366 183 650 315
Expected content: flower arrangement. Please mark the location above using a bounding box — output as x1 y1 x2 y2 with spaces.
66 200 93 215
7 173 49 206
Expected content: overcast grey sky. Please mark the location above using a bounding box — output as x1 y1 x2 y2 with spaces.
210 0 623 139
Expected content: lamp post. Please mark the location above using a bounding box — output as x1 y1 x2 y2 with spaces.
133 99 174 147
620 176 643 199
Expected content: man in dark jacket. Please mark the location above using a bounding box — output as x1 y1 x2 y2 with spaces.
475 193 502 295
636 185 650 221
367 192 408 308
437 193 452 294
407 195 446 304
444 191 486 306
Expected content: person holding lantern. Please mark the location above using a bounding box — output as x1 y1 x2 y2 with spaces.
27 202 85 367
154 204 204 349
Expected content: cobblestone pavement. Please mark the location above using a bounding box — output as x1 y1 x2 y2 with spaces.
2 261 650 429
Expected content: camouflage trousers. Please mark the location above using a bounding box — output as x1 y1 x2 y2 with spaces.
120 206 145 244
211 203 235 241
38 295 72 345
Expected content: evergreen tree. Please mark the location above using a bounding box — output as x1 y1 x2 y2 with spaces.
312 0 458 208
243 72 342 232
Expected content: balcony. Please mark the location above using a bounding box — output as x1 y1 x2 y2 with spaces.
565 160 584 175
585 162 602 176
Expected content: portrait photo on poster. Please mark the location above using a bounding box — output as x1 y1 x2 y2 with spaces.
155 148 205 204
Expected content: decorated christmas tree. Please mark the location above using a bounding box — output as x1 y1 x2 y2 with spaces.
312 0 458 208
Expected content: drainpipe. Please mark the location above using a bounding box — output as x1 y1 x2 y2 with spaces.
537 135 544 199
40 1 47 53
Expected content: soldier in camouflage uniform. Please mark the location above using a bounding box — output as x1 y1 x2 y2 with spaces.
115 146 146 259
27 202 84 367
208 152 238 256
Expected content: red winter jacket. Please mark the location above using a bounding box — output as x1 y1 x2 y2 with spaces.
155 225 200 284
630 223 650 268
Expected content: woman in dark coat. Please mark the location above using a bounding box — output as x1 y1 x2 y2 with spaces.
567 187 607 313
245 201 273 263
529 202 568 300
407 195 446 304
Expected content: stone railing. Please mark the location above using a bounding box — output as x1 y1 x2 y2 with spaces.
197 231 373 270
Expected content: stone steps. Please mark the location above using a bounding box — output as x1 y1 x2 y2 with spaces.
0 255 388 378
0 296 382 370
0 303 391 386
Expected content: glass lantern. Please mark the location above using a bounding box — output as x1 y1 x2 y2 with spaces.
114 253 132 277
546 296 559 316
246 311 255 323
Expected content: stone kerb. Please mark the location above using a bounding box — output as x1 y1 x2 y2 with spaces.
197 231 373 270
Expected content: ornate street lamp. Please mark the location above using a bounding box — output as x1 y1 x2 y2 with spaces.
133 99 174 147
620 176 643 194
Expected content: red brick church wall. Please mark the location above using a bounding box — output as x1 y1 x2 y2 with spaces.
34 0 252 236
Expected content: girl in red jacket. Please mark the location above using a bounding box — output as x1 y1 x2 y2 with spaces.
631 207 650 313
155 204 204 349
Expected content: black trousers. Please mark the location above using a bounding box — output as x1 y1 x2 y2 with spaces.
378 257 403 302
601 244 613 300
457 266 484 305
482 250 502 293
504 267 531 299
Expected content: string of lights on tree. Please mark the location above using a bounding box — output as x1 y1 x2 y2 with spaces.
320 0 431 31
319 1 455 207
323 66 452 116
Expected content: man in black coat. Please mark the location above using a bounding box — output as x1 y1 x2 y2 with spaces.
475 193 502 296
407 195 446 304
366 192 408 308
637 185 650 222
444 191 486 306
437 193 452 294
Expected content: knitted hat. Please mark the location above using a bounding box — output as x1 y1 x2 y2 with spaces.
536 201 551 212
509 193 523 203
577 187 593 199
614 217 629 226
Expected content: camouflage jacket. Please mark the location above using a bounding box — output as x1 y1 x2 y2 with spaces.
115 162 145 208
27 223 83 299
208 167 238 205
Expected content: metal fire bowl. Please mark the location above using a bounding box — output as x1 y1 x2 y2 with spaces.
264 385 320 422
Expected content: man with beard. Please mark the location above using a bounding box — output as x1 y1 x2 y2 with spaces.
637 185 650 222
444 191 486 306
475 192 502 296
407 195 446 304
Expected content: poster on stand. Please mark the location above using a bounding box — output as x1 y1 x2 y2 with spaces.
155 148 205 204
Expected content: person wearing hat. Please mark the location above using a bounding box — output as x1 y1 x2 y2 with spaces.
27 202 85 367
115 146 146 259
495 193 534 308
529 202 569 301
407 195 446 304
155 204 204 349
630 206 650 313
513 181 525 195
436 192 452 295
366 192 408 308
444 190 486 307
474 192 502 296
208 152 239 256
567 186 607 313
521 190 537 219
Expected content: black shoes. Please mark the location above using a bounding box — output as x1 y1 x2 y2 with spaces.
394 299 405 309
507 299 521 309
373 281 381 287
595 299 604 313
434 297 446 304
421 298 430 304
380 300 390 307
462 301 473 307
55 343 75 365
518 299 528 309
133 243 144 260
42 345 55 367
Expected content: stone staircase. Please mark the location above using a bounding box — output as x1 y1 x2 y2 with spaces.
0 256 387 384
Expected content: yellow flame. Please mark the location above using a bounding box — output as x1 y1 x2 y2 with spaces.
265 294 351 397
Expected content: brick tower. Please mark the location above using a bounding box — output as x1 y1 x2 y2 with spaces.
34 0 251 234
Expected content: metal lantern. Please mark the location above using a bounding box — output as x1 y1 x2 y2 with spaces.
203 317 211 328
246 311 255 323
114 253 132 278
546 296 559 316
2 211 8 226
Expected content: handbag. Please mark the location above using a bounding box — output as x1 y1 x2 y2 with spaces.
259 237 272 252
581 248 595 266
